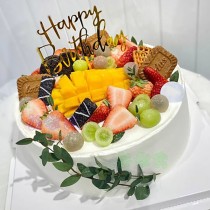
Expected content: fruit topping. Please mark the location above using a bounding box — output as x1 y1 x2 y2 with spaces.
128 94 151 116
73 59 88 71
88 100 110 123
117 46 137 67
103 105 137 134
123 62 138 78
94 46 111 57
69 98 97 128
63 131 84 152
93 55 108 69
38 76 55 106
140 108 161 128
151 94 169 112
19 96 33 111
41 110 76 140
82 121 100 142
106 56 117 69
21 98 47 129
95 127 113 147
107 86 132 109
143 66 168 97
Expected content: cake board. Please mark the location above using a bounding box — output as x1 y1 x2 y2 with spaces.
5 85 210 210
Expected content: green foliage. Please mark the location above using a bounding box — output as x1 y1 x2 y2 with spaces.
16 131 159 201
170 70 179 82
112 132 125 143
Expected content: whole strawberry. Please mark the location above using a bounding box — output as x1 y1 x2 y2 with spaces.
117 46 137 67
88 100 110 123
143 66 168 97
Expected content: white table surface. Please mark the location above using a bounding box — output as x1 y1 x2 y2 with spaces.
1 69 210 210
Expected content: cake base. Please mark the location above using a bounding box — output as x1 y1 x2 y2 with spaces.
16 93 190 197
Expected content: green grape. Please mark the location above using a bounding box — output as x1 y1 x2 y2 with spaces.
73 60 88 71
106 56 117 68
95 127 113 147
140 109 161 128
63 131 84 152
82 122 100 142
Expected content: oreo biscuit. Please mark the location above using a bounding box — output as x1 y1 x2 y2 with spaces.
38 76 55 105
70 98 97 128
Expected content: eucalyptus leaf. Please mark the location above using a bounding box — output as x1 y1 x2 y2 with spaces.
47 95 54 106
130 177 143 188
141 175 153 184
16 138 33 145
127 187 135 196
117 157 122 173
170 70 179 82
77 163 86 173
107 177 120 192
60 148 73 167
94 157 110 171
40 152 59 162
53 145 62 159
119 171 132 181
131 36 137 45
41 148 49 166
112 132 125 143
135 185 150 200
81 167 95 178
60 174 81 187
92 179 110 189
139 40 143 46
53 162 72 171
137 164 144 177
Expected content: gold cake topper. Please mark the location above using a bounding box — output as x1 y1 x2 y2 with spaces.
37 6 106 61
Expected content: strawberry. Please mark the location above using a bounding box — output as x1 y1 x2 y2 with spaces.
31 68 40 75
117 46 137 67
143 67 168 84
21 98 47 129
107 86 132 109
88 100 110 123
143 67 168 97
129 81 153 98
103 105 137 134
41 110 76 140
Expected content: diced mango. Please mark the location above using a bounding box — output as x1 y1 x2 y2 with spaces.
78 92 92 103
64 96 80 109
90 88 106 102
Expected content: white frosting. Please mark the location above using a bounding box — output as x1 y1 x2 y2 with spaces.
15 65 190 197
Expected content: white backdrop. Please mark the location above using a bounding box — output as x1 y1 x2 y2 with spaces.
0 0 210 87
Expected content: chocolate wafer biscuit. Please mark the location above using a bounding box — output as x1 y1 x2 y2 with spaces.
138 46 177 79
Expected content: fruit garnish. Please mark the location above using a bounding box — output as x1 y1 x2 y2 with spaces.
140 108 161 128
88 100 110 123
117 46 137 67
128 94 151 116
93 55 108 69
94 46 111 57
21 98 47 129
103 105 137 134
151 94 169 112
143 67 168 97
82 121 100 142
95 127 113 147
41 110 76 140
63 131 84 152
123 62 138 78
107 86 132 109
73 60 88 71
19 96 33 111
106 56 117 68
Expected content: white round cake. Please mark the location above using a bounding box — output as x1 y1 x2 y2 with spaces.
16 65 190 197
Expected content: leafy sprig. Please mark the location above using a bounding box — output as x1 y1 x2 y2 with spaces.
16 131 159 200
